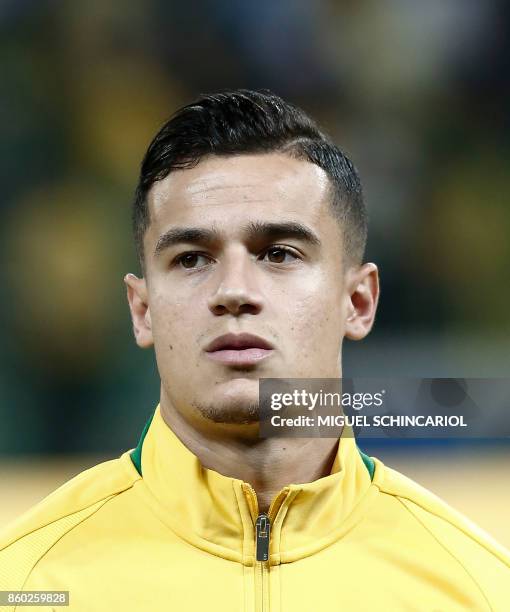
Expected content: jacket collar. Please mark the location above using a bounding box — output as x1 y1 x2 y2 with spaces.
131 404 378 565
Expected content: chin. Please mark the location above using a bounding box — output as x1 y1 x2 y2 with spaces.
192 380 261 425
192 398 260 425
216 375 260 392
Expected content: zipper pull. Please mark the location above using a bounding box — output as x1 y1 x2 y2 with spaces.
255 513 271 562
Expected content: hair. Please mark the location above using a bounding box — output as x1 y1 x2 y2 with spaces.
132 89 367 271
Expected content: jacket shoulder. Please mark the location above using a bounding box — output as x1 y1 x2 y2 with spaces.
374 457 510 608
0 452 140 591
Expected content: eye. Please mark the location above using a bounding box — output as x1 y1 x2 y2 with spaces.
175 252 212 269
261 246 300 264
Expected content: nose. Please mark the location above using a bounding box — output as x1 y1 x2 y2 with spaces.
207 251 264 316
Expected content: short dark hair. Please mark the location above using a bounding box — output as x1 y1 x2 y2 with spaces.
132 89 367 271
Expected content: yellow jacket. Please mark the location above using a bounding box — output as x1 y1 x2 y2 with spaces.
1 405 509 611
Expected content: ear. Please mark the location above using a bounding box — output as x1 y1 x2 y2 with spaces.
124 273 154 348
344 263 380 341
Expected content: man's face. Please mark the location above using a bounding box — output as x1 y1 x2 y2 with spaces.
127 153 374 430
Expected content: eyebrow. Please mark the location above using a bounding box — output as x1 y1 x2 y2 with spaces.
244 221 321 247
154 227 221 256
153 221 321 257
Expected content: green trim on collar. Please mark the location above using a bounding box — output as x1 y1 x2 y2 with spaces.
357 448 375 481
130 413 154 476
130 412 376 482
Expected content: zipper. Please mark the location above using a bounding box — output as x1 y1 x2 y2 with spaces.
255 513 270 561
243 484 290 612
243 484 291 555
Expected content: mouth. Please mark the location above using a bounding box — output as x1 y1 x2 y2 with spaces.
204 333 275 367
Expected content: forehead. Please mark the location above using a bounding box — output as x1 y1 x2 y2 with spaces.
146 153 334 244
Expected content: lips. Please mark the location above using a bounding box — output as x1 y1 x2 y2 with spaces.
204 333 274 366
205 333 274 352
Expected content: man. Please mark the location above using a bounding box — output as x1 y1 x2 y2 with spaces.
1 90 509 611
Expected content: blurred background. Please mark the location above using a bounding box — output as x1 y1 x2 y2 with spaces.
0 1 508 545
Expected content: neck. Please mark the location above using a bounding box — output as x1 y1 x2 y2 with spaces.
160 393 341 513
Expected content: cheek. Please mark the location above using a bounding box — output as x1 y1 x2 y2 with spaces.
149 291 202 358
280 277 345 354
299 299 342 346
283 269 344 318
